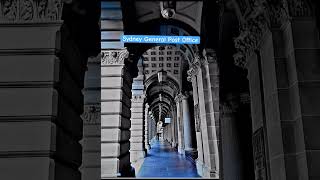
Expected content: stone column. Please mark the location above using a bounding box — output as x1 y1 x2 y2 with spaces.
101 49 134 178
181 95 196 154
171 106 177 148
175 94 185 154
130 95 146 164
81 55 101 180
144 104 151 150
170 108 176 148
188 67 205 176
189 54 218 178
202 49 220 178
0 1 91 179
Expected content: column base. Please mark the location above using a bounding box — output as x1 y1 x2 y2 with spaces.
197 162 219 179
196 159 204 177
130 150 146 164
185 148 198 161
178 147 185 155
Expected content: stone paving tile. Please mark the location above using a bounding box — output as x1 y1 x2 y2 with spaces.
136 140 200 178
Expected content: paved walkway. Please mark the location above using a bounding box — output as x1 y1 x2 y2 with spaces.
137 140 200 178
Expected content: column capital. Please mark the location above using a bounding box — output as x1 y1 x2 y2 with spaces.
101 49 130 65
0 0 63 24
287 0 312 17
233 12 269 69
267 0 290 27
174 93 184 103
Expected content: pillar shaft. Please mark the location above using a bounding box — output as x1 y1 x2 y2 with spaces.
175 95 184 154
144 105 150 150
130 95 146 164
101 49 134 178
181 95 194 152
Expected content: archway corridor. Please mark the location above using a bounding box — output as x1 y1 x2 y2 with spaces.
97 0 320 179
136 140 199 178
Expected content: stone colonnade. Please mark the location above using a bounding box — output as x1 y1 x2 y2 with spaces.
187 52 220 178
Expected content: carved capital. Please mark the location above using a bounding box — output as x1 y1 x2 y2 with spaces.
0 0 63 23
265 0 289 27
233 13 269 68
187 66 198 82
287 0 312 17
81 104 101 124
101 49 129 65
174 93 184 103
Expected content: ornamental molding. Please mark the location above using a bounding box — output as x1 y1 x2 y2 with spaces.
0 0 63 23
101 49 129 65
81 104 101 124
131 94 145 103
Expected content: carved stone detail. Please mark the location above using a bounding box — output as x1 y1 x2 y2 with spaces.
81 104 101 124
264 0 289 27
287 0 312 17
0 0 63 23
174 93 184 103
101 49 129 65
233 12 269 68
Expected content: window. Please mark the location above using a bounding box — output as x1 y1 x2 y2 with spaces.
159 51 164 55
167 57 172 61
167 63 171 67
174 56 179 61
151 57 156 61
175 51 180 55
145 70 149 74
159 57 164 61
167 51 172 55
174 63 179 67
167 46 173 50
174 70 179 74
151 51 156 55
144 64 149 67
152 63 156 67
144 57 149 61
159 63 163 67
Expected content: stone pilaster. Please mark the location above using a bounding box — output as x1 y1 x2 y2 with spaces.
0 1 89 179
175 94 185 154
188 65 205 176
181 94 196 154
144 104 151 150
188 53 219 178
130 95 146 164
101 49 134 178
